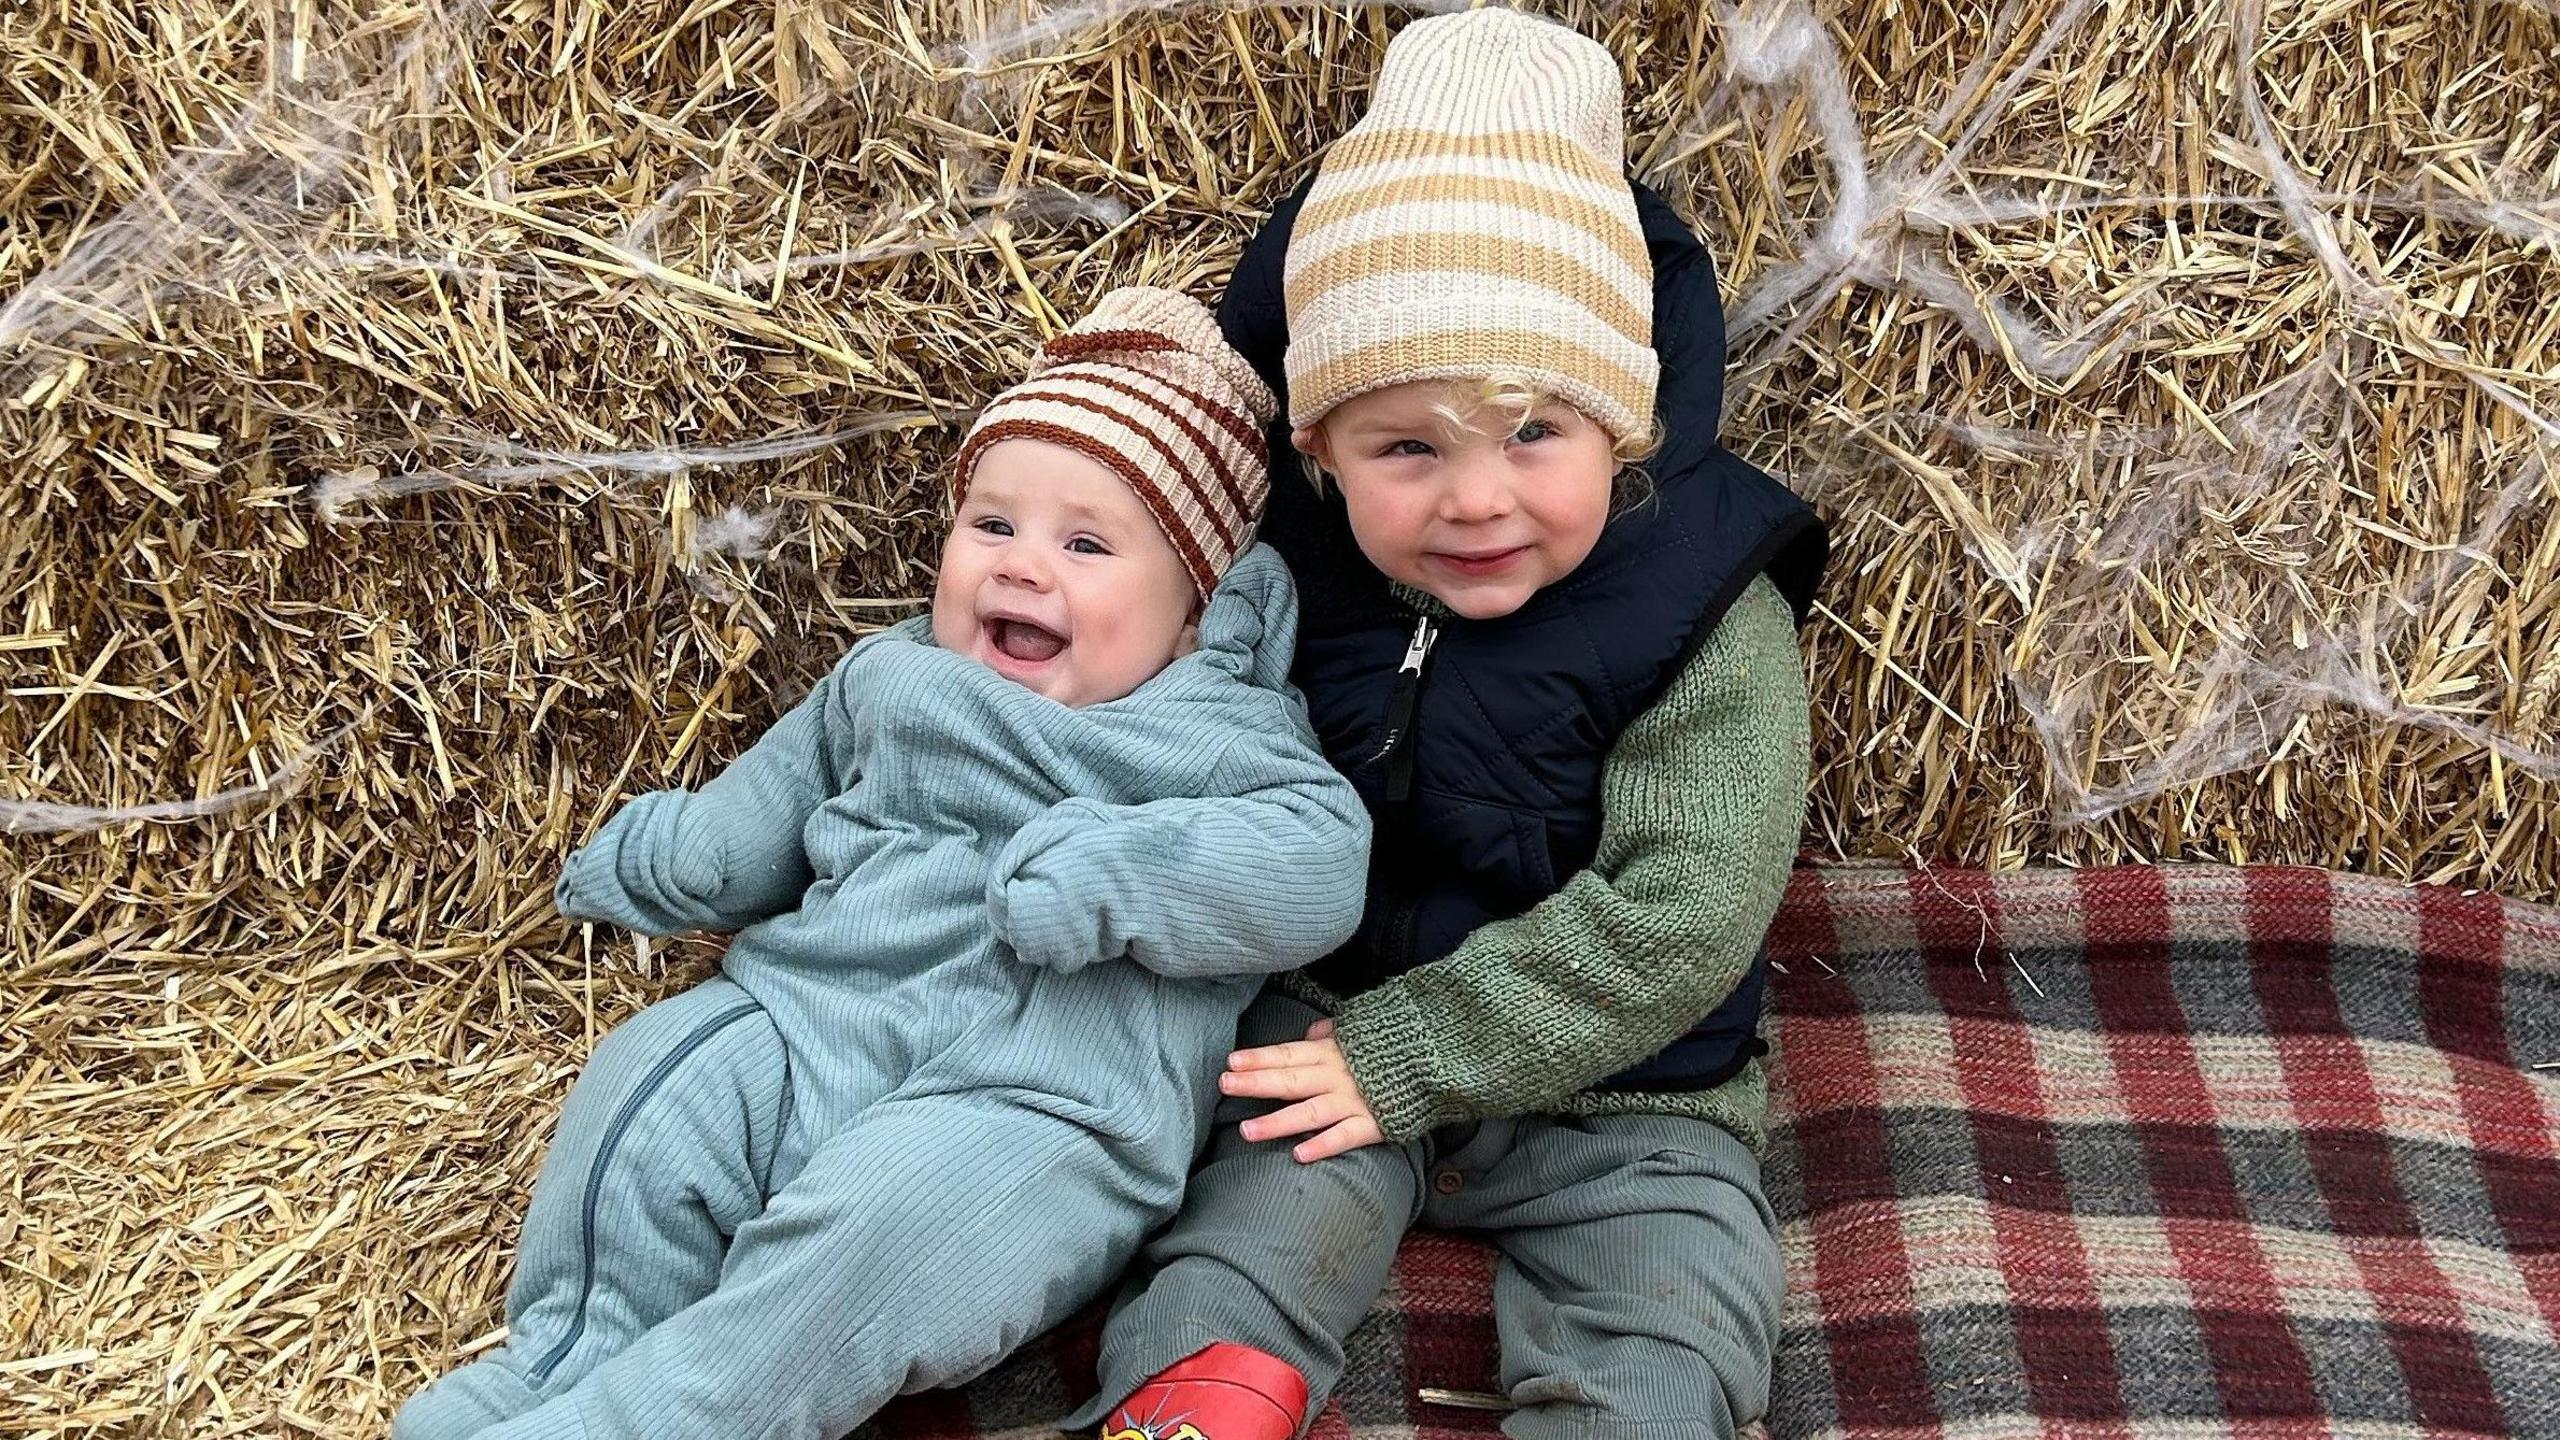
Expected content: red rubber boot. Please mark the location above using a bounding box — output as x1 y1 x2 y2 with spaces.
1100 1342 1310 1440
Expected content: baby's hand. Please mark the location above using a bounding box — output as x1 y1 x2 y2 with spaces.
1222 1018 1386 1162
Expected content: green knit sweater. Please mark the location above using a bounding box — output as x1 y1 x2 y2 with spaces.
1274 575 1811 1153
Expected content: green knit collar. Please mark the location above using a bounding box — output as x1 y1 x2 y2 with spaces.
1389 580 1456 620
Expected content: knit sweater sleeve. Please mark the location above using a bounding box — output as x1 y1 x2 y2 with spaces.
553 657 852 936
1331 576 1810 1139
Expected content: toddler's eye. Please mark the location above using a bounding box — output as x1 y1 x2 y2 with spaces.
1386 439 1435 458
1067 537 1111 556
973 517 1013 537
1513 419 1554 444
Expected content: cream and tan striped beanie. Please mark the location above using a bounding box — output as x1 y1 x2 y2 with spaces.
1285 6 1655 444
954 286 1278 598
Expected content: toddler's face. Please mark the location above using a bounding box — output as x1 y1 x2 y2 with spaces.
932 438 1199 708
1297 380 1615 620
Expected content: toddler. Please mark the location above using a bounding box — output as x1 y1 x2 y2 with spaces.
396 287 1372 1440
1074 12 1829 1440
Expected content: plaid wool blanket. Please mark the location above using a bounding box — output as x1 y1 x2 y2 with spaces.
865 864 2560 1439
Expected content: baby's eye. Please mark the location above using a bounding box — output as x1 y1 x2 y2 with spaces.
1513 419 1555 444
1385 439 1435 458
1067 536 1111 556
973 517 1013 537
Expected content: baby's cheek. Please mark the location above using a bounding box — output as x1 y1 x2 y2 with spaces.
1070 629 1146 706
925 595 967 652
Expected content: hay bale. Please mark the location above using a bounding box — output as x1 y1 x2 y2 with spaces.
0 0 2553 1430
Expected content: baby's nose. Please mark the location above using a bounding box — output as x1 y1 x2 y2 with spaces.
994 547 1053 588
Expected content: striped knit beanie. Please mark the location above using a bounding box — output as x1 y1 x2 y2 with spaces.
954 286 1278 598
1284 6 1656 444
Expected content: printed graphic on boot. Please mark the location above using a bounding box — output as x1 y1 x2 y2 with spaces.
1102 1422 1210 1440
1105 1386 1218 1440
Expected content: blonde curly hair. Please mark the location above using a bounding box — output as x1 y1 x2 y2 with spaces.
1300 373 1661 510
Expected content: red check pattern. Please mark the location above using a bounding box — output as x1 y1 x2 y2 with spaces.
860 864 2560 1439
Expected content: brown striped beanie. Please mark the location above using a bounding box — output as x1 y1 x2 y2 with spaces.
1284 6 1656 444
954 286 1278 599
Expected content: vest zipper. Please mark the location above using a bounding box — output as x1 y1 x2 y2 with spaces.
1363 614 1439 803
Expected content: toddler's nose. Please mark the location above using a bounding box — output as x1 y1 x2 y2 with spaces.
1441 461 1516 523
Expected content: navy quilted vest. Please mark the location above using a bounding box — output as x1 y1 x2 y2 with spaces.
1219 179 1827 1091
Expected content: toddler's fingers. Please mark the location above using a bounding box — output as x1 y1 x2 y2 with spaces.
1227 1039 1332 1070
1293 1115 1385 1164
1305 1018 1337 1039
1219 1064 1326 1100
1239 1094 1346 1143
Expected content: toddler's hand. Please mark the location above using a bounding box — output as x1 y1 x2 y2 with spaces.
1223 1018 1385 1162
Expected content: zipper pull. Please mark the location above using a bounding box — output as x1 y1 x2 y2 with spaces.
1397 615 1439 675
1367 615 1439 801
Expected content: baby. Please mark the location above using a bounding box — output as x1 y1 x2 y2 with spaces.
396 287 1372 1440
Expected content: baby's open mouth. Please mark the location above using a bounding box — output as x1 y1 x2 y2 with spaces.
988 618 1067 664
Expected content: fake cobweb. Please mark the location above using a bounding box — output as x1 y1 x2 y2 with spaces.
1 0 2556 843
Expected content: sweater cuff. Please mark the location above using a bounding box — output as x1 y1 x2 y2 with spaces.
1335 985 1457 1142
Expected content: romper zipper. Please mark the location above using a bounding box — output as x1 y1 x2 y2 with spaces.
1362 614 1439 804
527 999 763 1387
